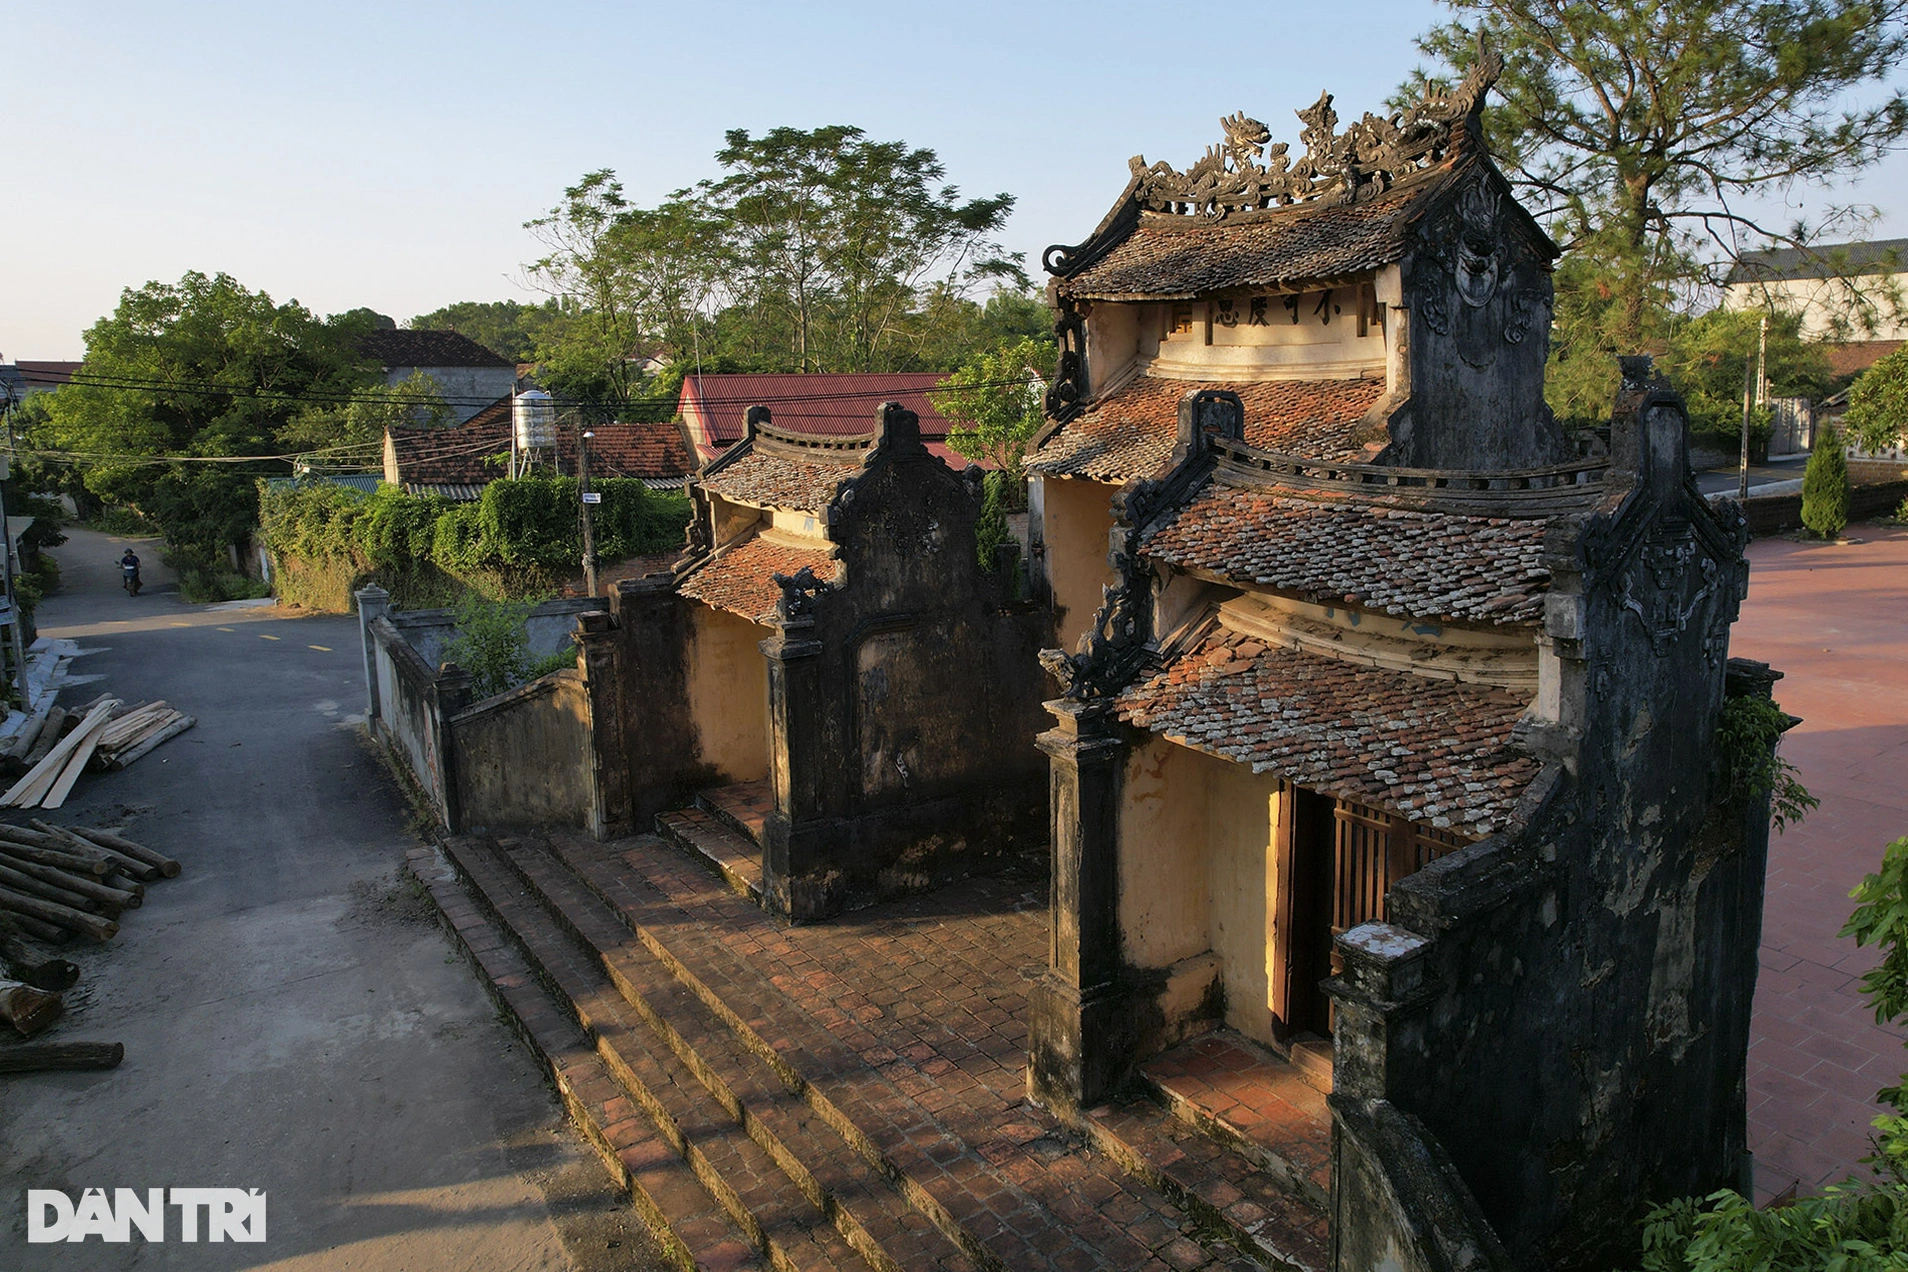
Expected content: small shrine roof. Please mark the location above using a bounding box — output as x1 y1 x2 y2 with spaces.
1139 475 1554 626
1116 630 1538 835
676 534 840 625
1061 170 1453 301
1028 375 1383 483
699 443 871 514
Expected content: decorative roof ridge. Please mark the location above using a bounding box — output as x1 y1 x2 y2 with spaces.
1133 153 1461 232
1130 50 1499 225
1206 434 1608 516
753 418 877 464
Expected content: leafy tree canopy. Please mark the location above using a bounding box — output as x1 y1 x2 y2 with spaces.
1845 346 1908 453
410 298 569 364
36 271 381 558
1406 0 1908 417
1656 309 1832 437
931 336 1052 482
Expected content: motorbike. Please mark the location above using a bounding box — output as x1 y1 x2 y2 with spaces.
121 561 141 596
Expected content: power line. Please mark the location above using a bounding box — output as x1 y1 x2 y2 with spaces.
14 367 1043 413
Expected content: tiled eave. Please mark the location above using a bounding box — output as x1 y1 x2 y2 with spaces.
1116 631 1538 835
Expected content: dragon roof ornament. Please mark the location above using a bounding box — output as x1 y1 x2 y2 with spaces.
1135 50 1502 222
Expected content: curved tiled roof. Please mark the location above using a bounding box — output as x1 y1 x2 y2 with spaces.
700 446 869 514
1060 167 1455 301
1029 375 1385 483
1117 630 1538 835
677 535 841 624
1139 476 1554 626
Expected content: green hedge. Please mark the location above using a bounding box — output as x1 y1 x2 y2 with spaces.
260 477 689 611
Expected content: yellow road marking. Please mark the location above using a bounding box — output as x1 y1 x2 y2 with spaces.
169 622 190 627
308 645 331 652
259 634 281 641
216 626 234 632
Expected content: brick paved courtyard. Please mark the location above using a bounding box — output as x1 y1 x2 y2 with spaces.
1734 520 1908 1201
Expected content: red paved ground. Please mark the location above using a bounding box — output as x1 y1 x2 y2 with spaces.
1734 520 1908 1202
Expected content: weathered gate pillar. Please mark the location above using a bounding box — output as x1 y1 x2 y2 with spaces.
355 584 391 721
1028 697 1130 1115
760 604 830 918
574 610 630 841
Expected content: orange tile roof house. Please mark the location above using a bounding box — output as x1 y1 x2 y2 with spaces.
382 398 694 499
677 373 977 469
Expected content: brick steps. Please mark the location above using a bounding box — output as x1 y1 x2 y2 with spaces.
405 846 765 1272
440 835 880 1272
1140 1034 1332 1210
492 836 973 1272
1084 1103 1328 1268
554 831 1323 1272
659 808 764 903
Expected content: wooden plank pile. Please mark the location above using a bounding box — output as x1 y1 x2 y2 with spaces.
0 698 194 809
0 822 176 1072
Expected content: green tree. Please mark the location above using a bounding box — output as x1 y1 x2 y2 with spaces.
280 370 454 452
1407 0 1908 418
37 271 379 560
931 336 1050 482
1801 426 1851 538
1844 345 1908 453
702 126 1025 372
410 299 570 364
1657 309 1833 442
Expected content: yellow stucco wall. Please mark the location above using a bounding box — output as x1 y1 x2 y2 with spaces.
1118 737 1287 1046
686 605 771 784
1041 475 1119 652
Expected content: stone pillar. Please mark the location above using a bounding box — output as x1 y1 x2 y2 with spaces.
1323 922 1433 1101
760 614 829 917
355 584 391 722
431 662 473 833
576 611 630 841
1027 697 1129 1116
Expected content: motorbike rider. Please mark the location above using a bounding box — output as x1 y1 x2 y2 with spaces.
119 549 141 594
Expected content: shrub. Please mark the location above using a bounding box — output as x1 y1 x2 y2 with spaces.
1801 428 1851 540
976 471 1011 572
442 595 539 700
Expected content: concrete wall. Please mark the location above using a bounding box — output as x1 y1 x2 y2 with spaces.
365 613 460 827
451 671 598 832
1118 737 1288 1048
1722 272 1908 341
1039 474 1119 652
388 365 517 423
686 605 771 785
1145 287 1386 382
1725 476 1908 536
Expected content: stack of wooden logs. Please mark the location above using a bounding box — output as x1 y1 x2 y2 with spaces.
0 823 174 1071
0 822 178 948
0 698 195 809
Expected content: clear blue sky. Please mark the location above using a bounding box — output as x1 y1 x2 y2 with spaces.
5 0 1906 361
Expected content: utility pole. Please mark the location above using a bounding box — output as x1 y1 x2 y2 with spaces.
1739 341 1754 502
579 429 598 598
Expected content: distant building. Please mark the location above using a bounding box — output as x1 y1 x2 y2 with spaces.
381 397 693 500
0 361 81 404
360 330 517 424
677 372 977 469
1723 238 1908 341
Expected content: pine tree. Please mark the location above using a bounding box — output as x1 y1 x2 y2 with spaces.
1801 427 1850 540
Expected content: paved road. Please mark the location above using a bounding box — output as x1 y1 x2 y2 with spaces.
1736 521 1908 1201
1696 455 1808 497
0 527 660 1270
